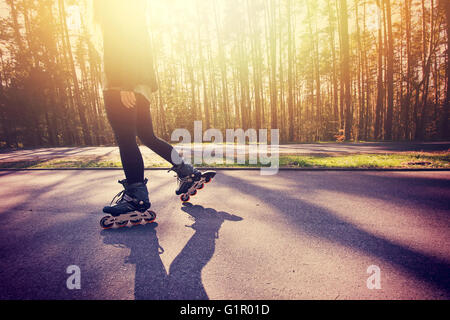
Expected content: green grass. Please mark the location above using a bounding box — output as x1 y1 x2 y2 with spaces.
279 153 450 169
0 152 448 169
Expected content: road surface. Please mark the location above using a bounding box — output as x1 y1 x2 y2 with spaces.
0 141 448 164
0 170 449 299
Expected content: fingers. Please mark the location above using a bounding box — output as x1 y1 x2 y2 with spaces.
120 91 137 109
120 91 132 109
130 91 136 106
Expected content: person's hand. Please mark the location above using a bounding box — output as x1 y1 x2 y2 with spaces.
120 91 137 109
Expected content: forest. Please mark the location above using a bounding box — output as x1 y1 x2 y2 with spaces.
0 0 449 148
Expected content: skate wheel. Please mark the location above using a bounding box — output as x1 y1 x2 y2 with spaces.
190 189 197 196
197 183 204 190
131 219 143 226
180 194 190 202
144 210 157 223
100 216 114 229
144 218 156 224
116 220 128 228
204 176 212 184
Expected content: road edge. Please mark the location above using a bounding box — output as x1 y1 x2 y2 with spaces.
0 167 449 172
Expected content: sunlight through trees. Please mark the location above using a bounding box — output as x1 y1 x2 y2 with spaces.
0 0 448 147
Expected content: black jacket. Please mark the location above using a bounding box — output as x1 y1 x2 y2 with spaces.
101 15 158 92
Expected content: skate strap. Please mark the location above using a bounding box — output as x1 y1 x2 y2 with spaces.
110 189 126 206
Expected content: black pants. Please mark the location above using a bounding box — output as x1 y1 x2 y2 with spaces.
103 90 181 184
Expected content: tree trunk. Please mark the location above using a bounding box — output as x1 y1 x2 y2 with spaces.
58 0 92 145
328 0 339 131
384 0 394 140
287 0 295 141
267 0 278 131
375 0 384 140
213 0 230 129
403 0 412 140
440 0 450 139
339 0 352 140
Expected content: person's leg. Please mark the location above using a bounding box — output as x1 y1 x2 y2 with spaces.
135 93 183 165
134 93 216 198
103 90 144 184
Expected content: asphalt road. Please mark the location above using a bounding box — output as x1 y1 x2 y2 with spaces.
0 141 449 163
0 170 449 300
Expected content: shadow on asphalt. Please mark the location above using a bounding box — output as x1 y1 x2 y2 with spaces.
101 203 242 300
0 147 99 161
219 172 450 298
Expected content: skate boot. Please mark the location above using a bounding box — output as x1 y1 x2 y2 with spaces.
100 178 156 229
169 162 216 202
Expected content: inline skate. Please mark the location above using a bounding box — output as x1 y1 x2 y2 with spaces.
169 162 216 202
100 178 156 229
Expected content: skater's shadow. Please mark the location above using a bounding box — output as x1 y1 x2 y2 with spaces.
101 204 242 300
101 223 168 299
167 203 243 299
